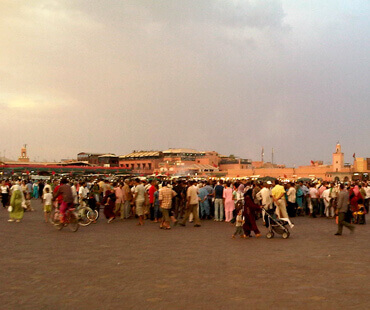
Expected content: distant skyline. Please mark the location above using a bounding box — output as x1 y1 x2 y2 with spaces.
1 142 360 168
0 1 369 166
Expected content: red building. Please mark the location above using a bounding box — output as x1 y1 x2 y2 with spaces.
77 152 104 165
119 151 163 174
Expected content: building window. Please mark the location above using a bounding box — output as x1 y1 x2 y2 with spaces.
143 163 146 169
137 164 140 168
148 163 152 169
131 164 134 169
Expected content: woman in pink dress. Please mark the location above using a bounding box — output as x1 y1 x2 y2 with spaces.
223 182 235 222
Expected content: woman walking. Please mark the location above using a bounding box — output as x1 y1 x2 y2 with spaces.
38 181 44 201
1 180 10 208
349 184 364 213
103 189 116 223
33 181 39 199
8 183 25 223
242 189 261 237
223 182 235 222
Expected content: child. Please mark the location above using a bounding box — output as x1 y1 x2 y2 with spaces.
25 192 34 211
87 192 98 223
43 187 53 223
232 209 246 238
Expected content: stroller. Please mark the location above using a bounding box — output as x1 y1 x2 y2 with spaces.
353 204 366 225
262 207 291 239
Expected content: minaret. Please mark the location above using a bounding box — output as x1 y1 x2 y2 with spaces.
332 142 344 172
18 144 30 162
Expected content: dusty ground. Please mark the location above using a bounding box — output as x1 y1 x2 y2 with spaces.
0 200 369 310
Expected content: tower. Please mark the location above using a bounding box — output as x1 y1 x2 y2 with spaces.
18 144 30 162
332 142 344 172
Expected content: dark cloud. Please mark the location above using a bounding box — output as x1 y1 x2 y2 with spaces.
0 0 368 164
70 0 287 29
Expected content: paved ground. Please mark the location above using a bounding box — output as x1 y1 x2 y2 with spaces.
0 200 369 310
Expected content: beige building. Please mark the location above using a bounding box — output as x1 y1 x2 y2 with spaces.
332 143 345 172
225 143 369 182
18 145 30 163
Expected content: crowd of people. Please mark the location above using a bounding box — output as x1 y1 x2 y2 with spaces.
2 177 369 236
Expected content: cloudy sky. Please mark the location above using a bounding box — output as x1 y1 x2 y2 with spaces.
0 0 369 165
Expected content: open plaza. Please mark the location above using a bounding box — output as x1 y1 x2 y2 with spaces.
1 199 369 309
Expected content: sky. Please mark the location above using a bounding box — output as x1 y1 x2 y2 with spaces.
0 0 369 166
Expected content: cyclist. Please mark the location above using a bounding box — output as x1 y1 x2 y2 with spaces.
53 178 74 223
78 181 89 205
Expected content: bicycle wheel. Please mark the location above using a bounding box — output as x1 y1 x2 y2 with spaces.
78 206 92 226
50 209 63 230
49 207 58 224
87 209 99 222
68 212 79 232
57 222 64 230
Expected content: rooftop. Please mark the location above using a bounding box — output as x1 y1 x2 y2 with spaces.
78 152 105 156
163 148 204 154
187 164 219 170
119 151 162 158
98 154 118 158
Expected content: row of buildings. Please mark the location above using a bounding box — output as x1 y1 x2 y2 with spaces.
75 144 369 182
76 149 242 176
2 144 368 182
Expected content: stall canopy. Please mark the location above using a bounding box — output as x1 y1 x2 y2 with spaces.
258 176 277 182
0 164 131 175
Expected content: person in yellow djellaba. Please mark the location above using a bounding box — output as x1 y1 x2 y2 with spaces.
8 183 25 223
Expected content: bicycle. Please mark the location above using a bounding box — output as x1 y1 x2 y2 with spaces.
76 200 99 227
50 207 79 232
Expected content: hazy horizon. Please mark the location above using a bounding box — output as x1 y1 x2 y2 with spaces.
1 1 369 166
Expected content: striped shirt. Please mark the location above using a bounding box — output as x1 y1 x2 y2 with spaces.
159 187 177 209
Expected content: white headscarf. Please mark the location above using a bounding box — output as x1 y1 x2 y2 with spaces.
11 182 26 203
11 181 21 192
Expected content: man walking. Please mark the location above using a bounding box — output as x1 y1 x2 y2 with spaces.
213 180 224 221
335 184 355 236
256 181 273 226
318 182 327 217
308 183 319 217
159 181 177 229
271 180 294 228
179 180 201 227
114 182 125 220
133 178 146 226
198 183 210 219
286 182 297 217
122 179 132 218
364 182 370 214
